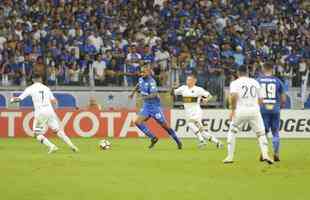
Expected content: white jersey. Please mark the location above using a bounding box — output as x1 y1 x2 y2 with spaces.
18 82 56 116
230 77 265 135
230 76 262 112
174 85 211 120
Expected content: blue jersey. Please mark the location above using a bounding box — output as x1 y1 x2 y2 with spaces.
138 76 166 123
138 76 161 107
257 75 285 114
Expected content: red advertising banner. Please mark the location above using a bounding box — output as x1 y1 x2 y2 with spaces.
0 109 171 138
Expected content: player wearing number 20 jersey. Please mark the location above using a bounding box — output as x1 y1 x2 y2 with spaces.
223 65 273 164
257 62 285 161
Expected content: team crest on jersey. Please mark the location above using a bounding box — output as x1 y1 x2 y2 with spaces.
155 113 162 119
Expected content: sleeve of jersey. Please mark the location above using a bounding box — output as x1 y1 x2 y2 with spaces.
18 88 30 100
174 86 184 95
278 79 285 95
229 82 237 94
201 88 211 98
49 90 56 101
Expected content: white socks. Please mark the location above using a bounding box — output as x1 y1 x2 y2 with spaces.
202 131 220 144
196 132 205 143
258 135 269 159
57 130 76 149
226 130 236 159
36 135 55 148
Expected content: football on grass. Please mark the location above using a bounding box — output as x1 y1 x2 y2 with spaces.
99 139 111 150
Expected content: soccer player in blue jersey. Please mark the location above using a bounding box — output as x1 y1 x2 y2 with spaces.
257 62 286 161
129 65 183 149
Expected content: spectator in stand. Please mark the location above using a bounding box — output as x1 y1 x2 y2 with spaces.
0 0 308 92
125 45 141 86
93 54 107 86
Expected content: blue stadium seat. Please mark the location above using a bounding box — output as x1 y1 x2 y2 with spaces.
13 93 34 108
304 95 310 109
54 93 77 108
284 95 291 109
13 93 77 108
0 94 6 107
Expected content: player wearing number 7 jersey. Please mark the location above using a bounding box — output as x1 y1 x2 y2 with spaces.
257 62 286 161
10 74 78 154
223 65 273 164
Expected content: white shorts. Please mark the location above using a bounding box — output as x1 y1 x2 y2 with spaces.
185 109 203 122
33 111 60 135
231 109 265 136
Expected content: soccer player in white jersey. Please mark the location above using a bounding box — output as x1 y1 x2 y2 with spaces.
223 66 273 164
173 74 223 148
10 74 78 154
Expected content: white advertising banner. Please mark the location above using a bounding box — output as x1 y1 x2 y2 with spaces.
171 109 310 138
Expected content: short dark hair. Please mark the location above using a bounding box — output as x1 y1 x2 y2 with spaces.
263 62 274 70
238 65 248 74
187 73 197 79
32 74 42 81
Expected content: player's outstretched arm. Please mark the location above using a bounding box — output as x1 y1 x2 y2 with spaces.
129 84 139 99
10 97 21 103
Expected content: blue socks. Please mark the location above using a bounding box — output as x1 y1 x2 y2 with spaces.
272 131 280 155
166 128 182 145
136 122 182 146
136 123 156 139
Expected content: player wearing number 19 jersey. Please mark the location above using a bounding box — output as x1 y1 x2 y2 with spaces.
10 74 78 154
257 62 286 161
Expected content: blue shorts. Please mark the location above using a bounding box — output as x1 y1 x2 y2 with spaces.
262 112 280 133
138 104 167 124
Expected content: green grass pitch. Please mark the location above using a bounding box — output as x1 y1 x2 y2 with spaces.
0 138 310 200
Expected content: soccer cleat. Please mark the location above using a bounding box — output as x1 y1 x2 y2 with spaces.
177 142 183 150
262 157 274 165
274 154 280 162
216 142 224 149
71 146 79 153
198 141 207 149
259 154 264 162
48 145 58 154
223 157 234 164
149 137 159 149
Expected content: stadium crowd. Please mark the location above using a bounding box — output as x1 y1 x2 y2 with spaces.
0 0 309 91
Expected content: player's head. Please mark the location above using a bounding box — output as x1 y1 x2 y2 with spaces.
32 74 42 83
141 65 152 78
237 65 248 77
186 74 197 87
263 62 274 74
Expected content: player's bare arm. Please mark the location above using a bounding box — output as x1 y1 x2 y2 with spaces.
280 93 286 108
10 97 22 103
201 93 213 104
51 98 58 107
229 93 238 120
129 84 139 99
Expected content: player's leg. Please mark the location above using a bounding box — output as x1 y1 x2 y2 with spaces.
223 121 239 163
33 116 58 153
134 108 159 148
271 113 281 161
250 113 273 164
260 113 271 161
134 109 156 140
188 119 222 148
188 119 206 147
153 108 182 149
48 116 78 152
